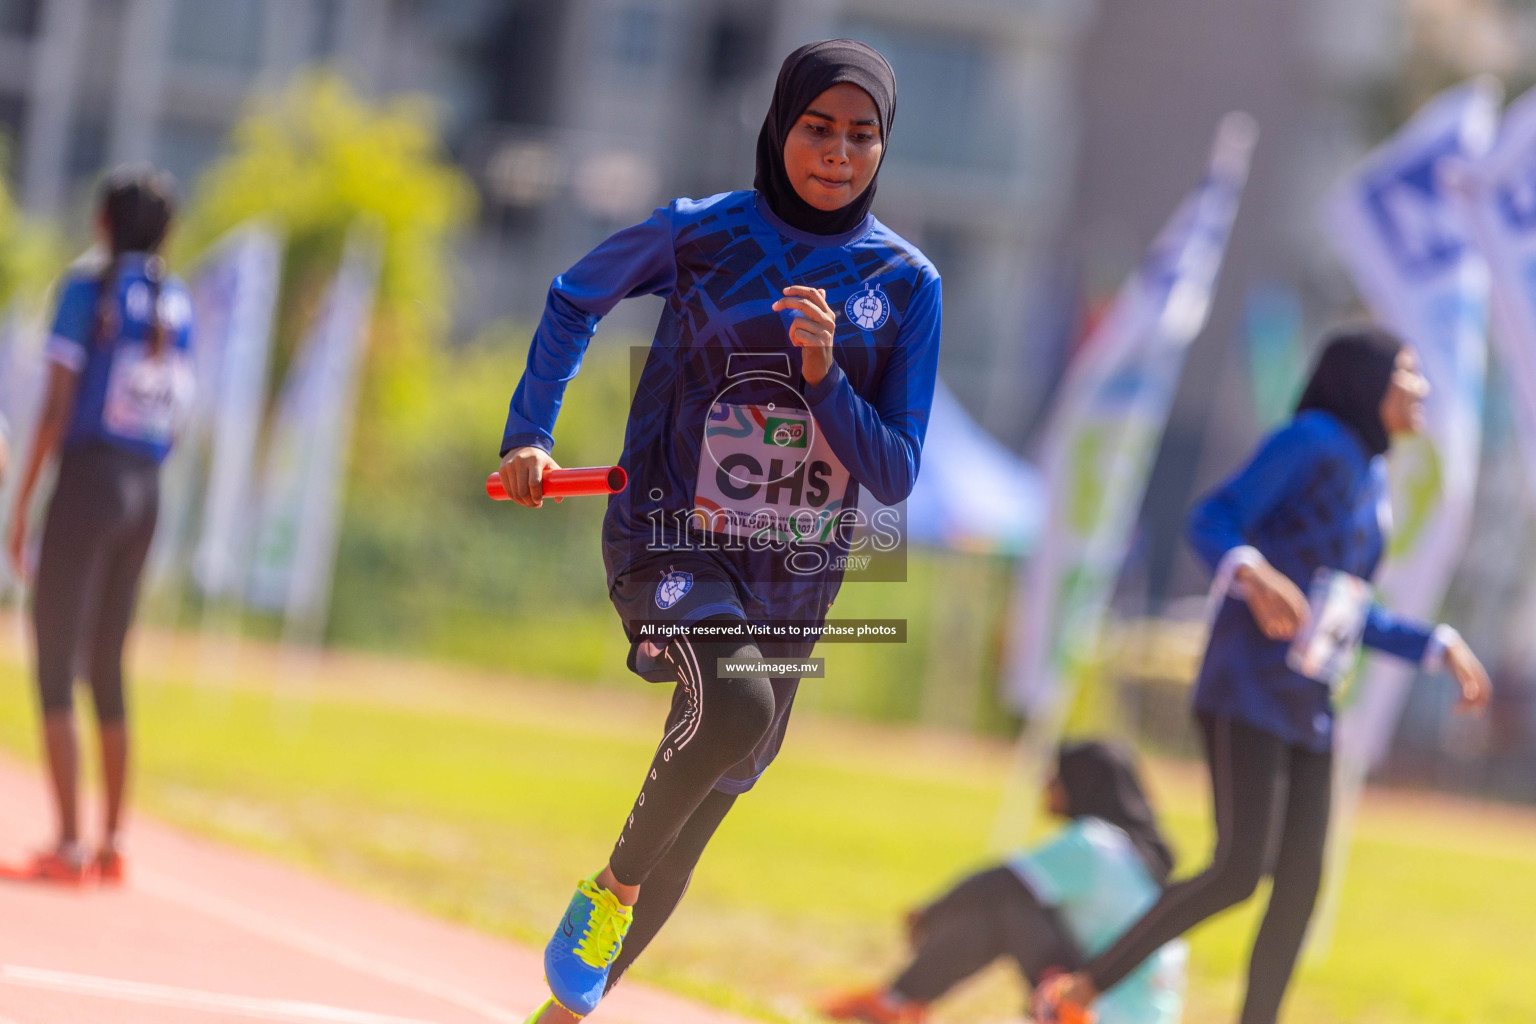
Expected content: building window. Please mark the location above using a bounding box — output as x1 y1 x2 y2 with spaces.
0 95 27 174
613 2 663 68
840 21 1016 176
170 0 263 72
0 0 40 37
67 115 108 185
158 121 225 190
704 10 768 88
478 1 566 128
311 0 341 60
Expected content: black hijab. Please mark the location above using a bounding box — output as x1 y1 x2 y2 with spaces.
1058 741 1175 886
1294 325 1405 457
754 39 896 236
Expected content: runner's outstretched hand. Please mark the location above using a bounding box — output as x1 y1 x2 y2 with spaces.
499 446 564 508
1444 637 1492 714
774 286 836 386
5 510 26 583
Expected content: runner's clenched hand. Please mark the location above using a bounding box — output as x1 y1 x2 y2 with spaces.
1235 560 1309 642
773 286 837 386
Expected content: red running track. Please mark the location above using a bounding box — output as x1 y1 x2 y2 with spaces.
0 752 758 1024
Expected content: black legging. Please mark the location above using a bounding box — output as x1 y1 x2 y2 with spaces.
893 866 1081 1005
608 620 775 886
1085 714 1331 1024
605 788 737 993
33 442 160 724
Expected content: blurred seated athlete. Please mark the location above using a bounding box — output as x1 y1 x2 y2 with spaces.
822 741 1186 1024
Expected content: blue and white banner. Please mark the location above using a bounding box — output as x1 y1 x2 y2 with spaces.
247 225 381 639
0 306 43 455
1307 82 1498 962
146 223 283 596
0 306 44 595
1326 80 1498 772
189 223 283 600
1003 113 1256 715
1456 86 1536 508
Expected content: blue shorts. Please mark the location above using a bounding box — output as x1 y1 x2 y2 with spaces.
609 550 751 682
608 549 807 794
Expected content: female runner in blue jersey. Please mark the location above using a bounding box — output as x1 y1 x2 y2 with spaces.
6 166 192 887
497 40 940 1023
1036 328 1491 1024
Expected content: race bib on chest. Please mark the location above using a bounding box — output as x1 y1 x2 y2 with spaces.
1286 568 1372 689
102 342 194 446
694 401 851 544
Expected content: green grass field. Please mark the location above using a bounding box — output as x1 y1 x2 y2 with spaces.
0 627 1532 1024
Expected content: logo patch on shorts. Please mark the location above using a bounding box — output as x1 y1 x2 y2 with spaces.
845 284 891 331
655 570 694 610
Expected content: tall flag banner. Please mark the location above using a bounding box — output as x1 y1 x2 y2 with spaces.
189 223 283 600
1002 113 1256 719
1325 80 1498 774
1310 80 1498 961
1455 86 1536 509
0 307 43 459
0 307 44 595
247 225 381 641
147 223 283 593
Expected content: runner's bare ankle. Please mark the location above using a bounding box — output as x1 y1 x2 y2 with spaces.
596 864 640 906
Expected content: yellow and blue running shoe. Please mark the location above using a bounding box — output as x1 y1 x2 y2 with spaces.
543 874 634 1016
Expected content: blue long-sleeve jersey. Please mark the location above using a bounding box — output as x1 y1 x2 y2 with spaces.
1186 410 1442 751
502 190 942 623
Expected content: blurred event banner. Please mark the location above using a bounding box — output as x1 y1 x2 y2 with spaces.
1004 112 1256 724
1327 79 1497 779
986 113 1255 852
1313 77 1498 958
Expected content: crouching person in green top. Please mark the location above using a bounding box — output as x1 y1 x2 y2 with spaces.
822 742 1187 1024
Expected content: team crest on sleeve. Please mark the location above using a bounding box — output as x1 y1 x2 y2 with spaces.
845 283 891 331
655 569 694 610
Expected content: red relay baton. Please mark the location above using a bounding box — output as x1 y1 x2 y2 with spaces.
486 465 628 501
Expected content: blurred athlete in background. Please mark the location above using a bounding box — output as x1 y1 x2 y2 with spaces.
5 166 193 888
1037 327 1491 1024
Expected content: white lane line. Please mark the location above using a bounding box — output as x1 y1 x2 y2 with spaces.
134 866 525 1024
0 965 441 1024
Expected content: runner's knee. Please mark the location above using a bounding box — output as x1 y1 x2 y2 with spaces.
699 643 775 761
89 672 127 725
1200 844 1267 910
663 629 775 764
37 678 74 716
